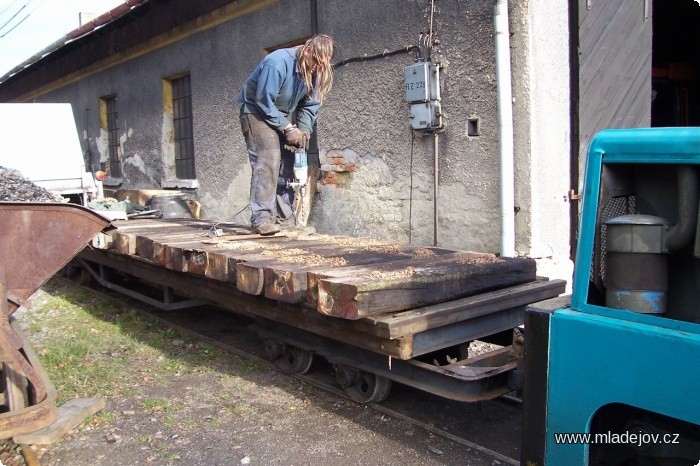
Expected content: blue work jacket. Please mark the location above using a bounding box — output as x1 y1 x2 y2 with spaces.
237 47 320 134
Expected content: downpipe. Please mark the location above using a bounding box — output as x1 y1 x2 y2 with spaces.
494 0 516 258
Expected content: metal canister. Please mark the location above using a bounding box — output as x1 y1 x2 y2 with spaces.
148 194 193 219
604 214 669 314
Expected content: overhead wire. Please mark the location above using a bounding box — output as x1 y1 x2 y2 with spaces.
0 0 22 18
0 0 31 33
0 0 45 38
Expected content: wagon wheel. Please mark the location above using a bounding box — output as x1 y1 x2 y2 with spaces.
264 340 314 375
335 365 392 404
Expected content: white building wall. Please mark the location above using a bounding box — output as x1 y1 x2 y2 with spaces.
512 0 573 284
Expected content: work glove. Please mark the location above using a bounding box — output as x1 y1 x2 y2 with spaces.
283 132 310 152
284 125 304 148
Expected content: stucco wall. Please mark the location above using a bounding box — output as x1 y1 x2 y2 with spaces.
510 0 573 283
33 0 572 281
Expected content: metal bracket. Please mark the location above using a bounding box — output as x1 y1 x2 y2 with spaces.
78 259 206 311
568 189 582 201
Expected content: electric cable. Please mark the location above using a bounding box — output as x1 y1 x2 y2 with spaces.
332 45 419 69
231 203 250 219
409 130 415 243
0 0 30 33
0 0 21 18
0 0 45 38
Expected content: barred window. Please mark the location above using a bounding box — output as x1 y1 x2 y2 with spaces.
100 95 122 178
171 75 195 179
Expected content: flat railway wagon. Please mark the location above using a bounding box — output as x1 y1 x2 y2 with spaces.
74 217 565 404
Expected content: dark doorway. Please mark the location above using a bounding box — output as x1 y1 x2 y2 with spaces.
652 0 700 126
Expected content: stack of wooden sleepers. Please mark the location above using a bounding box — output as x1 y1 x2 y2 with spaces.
87 218 565 360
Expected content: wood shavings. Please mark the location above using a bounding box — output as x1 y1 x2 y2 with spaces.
261 248 348 267
367 266 416 280
456 256 503 265
411 247 436 258
262 248 307 258
217 241 280 251
318 236 386 248
364 244 402 254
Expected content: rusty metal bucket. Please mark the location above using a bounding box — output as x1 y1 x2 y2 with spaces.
0 202 112 313
0 202 111 438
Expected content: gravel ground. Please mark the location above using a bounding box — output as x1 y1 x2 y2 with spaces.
0 280 514 466
0 166 65 202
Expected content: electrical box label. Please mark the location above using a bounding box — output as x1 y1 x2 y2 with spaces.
404 62 440 104
405 63 430 103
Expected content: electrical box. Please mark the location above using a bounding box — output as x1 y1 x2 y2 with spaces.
409 102 442 131
404 62 440 103
404 62 442 131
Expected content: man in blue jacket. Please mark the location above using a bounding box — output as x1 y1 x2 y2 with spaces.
238 34 335 235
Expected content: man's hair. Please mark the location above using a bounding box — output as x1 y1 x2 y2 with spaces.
297 34 335 103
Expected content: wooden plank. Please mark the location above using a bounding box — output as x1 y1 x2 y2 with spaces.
317 254 537 319
108 219 201 256
114 230 137 255
110 218 218 255
365 278 567 339
215 237 307 290
237 257 291 295
232 239 346 295
250 305 413 360
162 241 231 275
112 218 214 229
165 236 303 286
150 231 267 267
137 229 213 261
79 248 413 359
155 235 285 272
306 246 467 306
13 397 105 445
243 241 451 300
266 245 450 304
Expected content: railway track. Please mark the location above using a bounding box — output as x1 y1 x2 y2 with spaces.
83 279 522 465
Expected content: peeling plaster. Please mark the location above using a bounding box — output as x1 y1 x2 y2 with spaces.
96 128 109 164
313 153 403 239
123 152 147 174
123 152 159 186
201 162 252 222
161 112 176 180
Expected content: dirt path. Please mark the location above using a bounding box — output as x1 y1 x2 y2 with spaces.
0 278 514 465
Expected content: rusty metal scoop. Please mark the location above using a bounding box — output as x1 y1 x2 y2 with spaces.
0 202 111 438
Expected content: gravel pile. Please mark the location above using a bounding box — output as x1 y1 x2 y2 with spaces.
0 166 65 202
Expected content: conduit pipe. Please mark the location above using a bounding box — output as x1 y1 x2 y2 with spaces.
494 0 516 257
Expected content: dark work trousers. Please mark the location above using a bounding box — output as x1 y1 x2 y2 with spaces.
239 112 294 228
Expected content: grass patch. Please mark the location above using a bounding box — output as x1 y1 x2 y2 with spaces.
142 397 170 411
16 278 228 403
93 411 116 423
237 359 264 377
